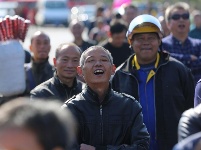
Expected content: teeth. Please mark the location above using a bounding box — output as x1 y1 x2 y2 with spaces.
94 69 104 74
95 70 103 73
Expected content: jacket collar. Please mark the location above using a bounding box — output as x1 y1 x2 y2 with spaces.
54 74 78 90
132 53 160 70
170 34 190 45
31 57 51 73
119 51 170 73
83 84 113 105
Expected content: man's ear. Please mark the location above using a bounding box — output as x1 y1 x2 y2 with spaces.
77 66 83 76
107 31 111 37
29 45 33 52
112 64 116 75
53 58 56 67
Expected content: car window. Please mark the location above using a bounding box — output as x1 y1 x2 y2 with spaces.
45 1 66 9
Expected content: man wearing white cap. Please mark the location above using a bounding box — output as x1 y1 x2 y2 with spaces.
112 14 194 150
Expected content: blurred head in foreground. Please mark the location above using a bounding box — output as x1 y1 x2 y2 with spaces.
0 98 76 150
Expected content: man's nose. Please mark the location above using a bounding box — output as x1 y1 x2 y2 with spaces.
40 43 48 48
66 61 74 67
94 60 102 66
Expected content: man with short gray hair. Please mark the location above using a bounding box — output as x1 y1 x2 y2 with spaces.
63 45 149 150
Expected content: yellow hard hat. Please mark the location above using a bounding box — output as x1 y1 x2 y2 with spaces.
127 14 163 45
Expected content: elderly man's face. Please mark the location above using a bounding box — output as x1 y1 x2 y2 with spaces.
78 48 115 87
30 34 51 62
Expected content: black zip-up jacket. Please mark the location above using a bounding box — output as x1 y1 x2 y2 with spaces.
25 58 54 94
111 51 194 150
63 86 150 150
30 75 85 102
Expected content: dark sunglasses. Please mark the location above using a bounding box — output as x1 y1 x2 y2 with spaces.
169 13 190 20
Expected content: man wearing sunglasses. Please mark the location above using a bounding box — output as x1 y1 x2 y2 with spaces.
162 2 201 85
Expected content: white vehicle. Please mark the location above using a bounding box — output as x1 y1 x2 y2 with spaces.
35 0 70 26
0 1 18 18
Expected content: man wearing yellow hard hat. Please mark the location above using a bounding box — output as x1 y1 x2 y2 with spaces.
112 14 194 150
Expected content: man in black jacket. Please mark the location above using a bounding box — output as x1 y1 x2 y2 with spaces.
99 19 133 68
30 43 85 102
112 14 194 150
24 31 54 95
63 45 150 150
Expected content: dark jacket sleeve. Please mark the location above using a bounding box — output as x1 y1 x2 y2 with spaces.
61 102 80 150
30 87 54 101
106 102 150 150
29 78 56 100
194 80 201 107
178 104 201 142
182 66 194 110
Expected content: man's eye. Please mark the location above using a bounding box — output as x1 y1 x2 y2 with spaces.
62 59 67 62
87 59 94 62
136 38 144 41
73 59 79 62
44 42 49 45
149 37 156 40
102 59 109 62
36 42 41 45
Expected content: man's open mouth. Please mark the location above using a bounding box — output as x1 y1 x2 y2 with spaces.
94 69 104 75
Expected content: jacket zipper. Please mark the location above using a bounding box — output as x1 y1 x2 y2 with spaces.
100 105 103 144
129 73 140 102
64 89 68 99
153 62 168 140
63 85 73 100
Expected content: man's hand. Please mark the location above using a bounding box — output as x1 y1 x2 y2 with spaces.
80 143 95 150
190 55 198 61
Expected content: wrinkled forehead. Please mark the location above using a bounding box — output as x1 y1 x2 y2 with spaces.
85 47 109 58
60 45 81 56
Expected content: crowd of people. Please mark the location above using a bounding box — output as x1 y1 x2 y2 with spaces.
0 1 201 150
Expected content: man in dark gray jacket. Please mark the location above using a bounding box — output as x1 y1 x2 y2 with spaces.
63 46 150 150
31 43 85 102
24 31 54 95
